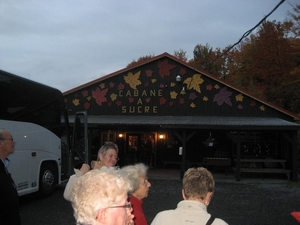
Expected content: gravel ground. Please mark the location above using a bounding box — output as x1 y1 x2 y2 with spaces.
144 169 300 225
19 168 300 225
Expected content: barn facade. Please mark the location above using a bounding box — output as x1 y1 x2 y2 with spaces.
63 52 300 181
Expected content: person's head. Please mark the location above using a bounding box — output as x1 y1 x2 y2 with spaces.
71 169 133 225
0 128 15 159
119 163 151 200
97 142 119 167
182 167 215 206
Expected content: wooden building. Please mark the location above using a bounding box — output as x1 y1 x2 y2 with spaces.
63 52 300 181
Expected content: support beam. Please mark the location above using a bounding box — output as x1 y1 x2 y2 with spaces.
173 130 196 179
227 132 248 181
282 131 298 182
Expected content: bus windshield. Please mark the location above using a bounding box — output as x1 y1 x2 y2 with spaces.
0 70 65 138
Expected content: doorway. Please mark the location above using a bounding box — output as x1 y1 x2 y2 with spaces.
124 132 155 166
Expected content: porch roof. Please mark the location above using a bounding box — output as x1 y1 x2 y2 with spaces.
68 115 300 130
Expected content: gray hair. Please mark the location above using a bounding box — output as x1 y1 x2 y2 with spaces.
0 128 9 139
119 163 148 193
71 168 131 225
97 141 119 160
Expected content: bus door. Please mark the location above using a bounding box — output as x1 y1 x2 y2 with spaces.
71 111 90 169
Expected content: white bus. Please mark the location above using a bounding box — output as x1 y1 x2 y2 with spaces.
0 69 82 196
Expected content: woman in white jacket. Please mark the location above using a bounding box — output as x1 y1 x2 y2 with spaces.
151 167 228 225
63 141 119 201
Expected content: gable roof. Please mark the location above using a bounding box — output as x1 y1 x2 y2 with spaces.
63 52 300 122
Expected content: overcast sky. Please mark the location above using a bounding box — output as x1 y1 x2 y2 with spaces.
0 0 298 92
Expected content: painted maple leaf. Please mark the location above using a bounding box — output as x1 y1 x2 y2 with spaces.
213 87 233 106
158 59 176 78
235 94 244 102
206 84 213 91
118 83 125 90
237 104 243 109
179 67 186 75
179 98 185 105
146 69 153 77
170 91 178 99
128 97 134 103
189 92 197 100
109 82 115 88
92 87 108 106
110 93 117 102
84 102 90 110
99 83 105 89
72 99 80 106
214 84 220 89
170 82 176 87
190 102 196 108
82 90 88 97
250 100 256 107
203 96 208 101
183 74 204 93
124 71 142 89
159 97 167 105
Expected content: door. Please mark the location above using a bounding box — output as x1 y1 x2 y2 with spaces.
124 132 155 166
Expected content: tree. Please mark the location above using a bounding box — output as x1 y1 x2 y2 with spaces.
227 21 300 113
189 43 216 74
287 4 300 38
127 54 155 68
173 49 188 62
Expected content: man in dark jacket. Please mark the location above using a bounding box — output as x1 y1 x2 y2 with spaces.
0 128 21 225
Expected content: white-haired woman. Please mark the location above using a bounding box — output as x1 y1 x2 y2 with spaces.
119 163 151 225
71 168 134 225
64 141 119 201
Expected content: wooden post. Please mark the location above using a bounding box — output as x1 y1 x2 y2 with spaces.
173 130 196 179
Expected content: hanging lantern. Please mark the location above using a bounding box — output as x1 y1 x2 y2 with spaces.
203 132 216 147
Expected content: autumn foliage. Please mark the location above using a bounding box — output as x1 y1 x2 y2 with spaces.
130 4 300 114
188 4 300 115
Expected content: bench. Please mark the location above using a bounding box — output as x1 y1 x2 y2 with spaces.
233 167 291 180
238 159 287 169
203 157 231 175
203 157 231 166
234 158 290 180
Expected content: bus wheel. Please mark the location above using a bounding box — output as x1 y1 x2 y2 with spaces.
39 163 57 197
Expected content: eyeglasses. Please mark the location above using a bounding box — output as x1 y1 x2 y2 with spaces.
142 177 149 186
1 138 14 142
106 154 119 161
107 202 131 209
